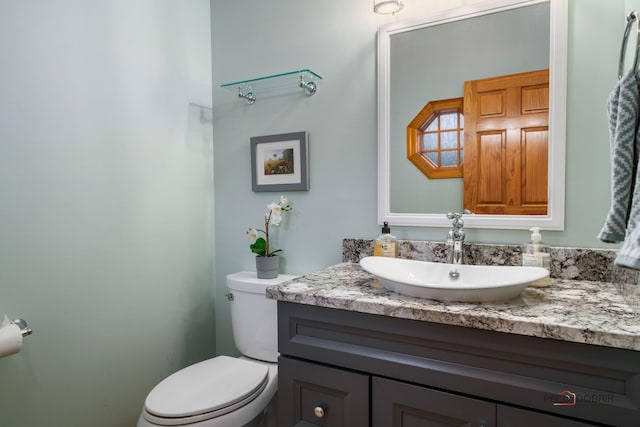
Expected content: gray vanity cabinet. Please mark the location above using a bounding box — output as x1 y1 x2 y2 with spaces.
277 301 639 427
370 377 601 427
372 376 496 426
278 356 369 426
496 406 601 427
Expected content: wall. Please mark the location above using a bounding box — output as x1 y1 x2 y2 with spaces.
212 0 631 355
0 1 214 426
211 0 379 355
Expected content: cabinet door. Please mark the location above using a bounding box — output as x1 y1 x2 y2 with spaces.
497 405 600 427
278 356 369 427
372 377 495 427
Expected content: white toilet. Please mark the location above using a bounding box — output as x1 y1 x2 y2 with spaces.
137 271 296 427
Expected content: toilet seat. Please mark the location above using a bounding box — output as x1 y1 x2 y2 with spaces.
142 356 269 426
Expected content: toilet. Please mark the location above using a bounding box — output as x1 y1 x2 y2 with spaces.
137 271 297 427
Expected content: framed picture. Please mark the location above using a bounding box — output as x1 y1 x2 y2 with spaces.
250 131 309 192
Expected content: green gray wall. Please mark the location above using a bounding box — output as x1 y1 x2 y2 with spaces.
0 1 214 426
212 0 631 356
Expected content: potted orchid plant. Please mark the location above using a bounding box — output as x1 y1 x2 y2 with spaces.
247 196 292 278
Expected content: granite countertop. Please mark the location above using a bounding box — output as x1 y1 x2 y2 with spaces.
266 262 640 351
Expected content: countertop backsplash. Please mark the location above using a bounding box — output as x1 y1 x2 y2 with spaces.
343 238 640 311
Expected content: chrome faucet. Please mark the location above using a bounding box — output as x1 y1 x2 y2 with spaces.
446 212 466 265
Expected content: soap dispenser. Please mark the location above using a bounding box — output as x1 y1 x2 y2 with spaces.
373 222 398 258
522 227 550 287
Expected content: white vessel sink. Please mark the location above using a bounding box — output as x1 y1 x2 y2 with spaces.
359 256 549 302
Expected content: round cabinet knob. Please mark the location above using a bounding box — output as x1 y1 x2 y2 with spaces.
314 405 326 418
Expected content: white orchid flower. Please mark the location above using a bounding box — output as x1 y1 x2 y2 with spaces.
267 202 281 215
248 196 292 258
246 227 258 242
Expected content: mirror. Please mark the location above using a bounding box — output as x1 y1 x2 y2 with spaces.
377 0 567 230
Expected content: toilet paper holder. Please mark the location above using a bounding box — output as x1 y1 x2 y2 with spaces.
10 319 33 337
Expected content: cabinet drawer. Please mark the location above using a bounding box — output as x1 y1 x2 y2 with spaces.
278 356 369 427
372 376 495 427
497 405 601 427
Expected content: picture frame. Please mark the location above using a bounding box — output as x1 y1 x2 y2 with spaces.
250 131 309 192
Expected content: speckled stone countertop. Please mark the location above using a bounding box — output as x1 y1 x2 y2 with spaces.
267 248 640 351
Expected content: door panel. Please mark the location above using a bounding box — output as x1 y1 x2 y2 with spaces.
279 356 369 427
372 376 495 427
476 131 505 205
497 404 600 427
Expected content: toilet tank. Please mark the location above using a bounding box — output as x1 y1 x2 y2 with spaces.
226 272 297 363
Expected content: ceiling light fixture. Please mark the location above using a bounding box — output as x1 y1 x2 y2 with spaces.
374 0 404 15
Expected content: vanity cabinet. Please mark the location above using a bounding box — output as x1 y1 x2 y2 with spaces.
372 377 598 427
371 376 496 426
278 356 369 426
277 302 639 427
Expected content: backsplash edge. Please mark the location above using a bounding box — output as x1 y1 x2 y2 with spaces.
342 238 640 285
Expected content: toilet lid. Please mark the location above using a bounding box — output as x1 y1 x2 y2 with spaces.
144 356 269 419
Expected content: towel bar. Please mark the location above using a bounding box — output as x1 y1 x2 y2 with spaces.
618 11 640 80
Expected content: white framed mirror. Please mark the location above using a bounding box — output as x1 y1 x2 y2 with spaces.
377 0 567 230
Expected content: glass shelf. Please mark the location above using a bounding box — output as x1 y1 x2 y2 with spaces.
221 69 322 104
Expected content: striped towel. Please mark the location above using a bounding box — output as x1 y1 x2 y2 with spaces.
599 70 640 270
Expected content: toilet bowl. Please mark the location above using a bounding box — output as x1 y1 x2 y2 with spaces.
137 272 297 427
